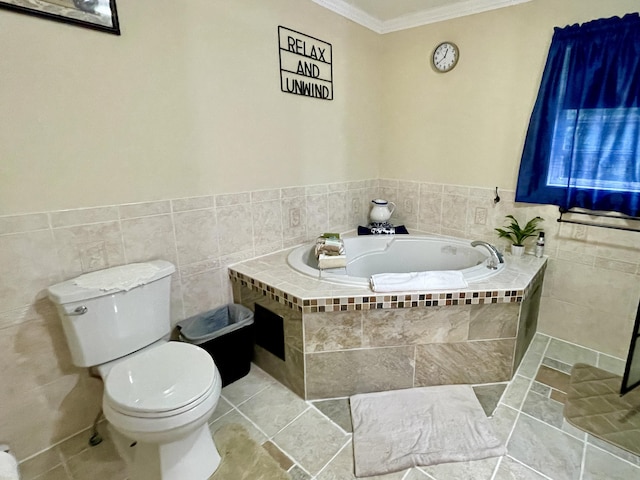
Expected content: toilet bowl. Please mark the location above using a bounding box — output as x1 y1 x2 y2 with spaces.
47 261 223 479
101 342 222 480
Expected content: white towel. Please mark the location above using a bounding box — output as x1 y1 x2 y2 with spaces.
73 263 161 292
350 386 506 476
0 451 20 480
370 271 468 293
317 253 347 269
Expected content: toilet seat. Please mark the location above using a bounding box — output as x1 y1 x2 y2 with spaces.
104 342 218 419
106 382 217 419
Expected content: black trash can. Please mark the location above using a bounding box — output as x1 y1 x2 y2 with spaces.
177 304 254 387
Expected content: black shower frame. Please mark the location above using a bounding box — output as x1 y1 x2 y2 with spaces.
621 299 640 395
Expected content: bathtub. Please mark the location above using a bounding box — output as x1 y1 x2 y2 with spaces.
287 235 505 287
231 234 546 399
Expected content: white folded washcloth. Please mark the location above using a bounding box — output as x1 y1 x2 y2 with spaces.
370 271 468 293
0 451 20 480
73 263 162 292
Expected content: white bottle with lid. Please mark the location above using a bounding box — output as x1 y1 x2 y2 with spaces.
535 232 545 258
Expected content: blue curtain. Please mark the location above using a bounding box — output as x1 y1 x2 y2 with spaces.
516 13 640 217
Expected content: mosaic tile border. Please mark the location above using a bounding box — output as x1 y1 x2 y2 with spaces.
230 273 304 311
229 269 527 314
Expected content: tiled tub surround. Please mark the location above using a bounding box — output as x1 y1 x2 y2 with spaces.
230 247 546 399
376 179 640 361
2 176 638 471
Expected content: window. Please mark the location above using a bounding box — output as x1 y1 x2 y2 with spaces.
515 13 640 217
548 107 640 192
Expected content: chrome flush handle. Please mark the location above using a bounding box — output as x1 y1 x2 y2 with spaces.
68 305 88 316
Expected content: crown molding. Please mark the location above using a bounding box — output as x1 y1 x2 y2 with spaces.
312 0 532 34
311 0 384 33
380 0 532 33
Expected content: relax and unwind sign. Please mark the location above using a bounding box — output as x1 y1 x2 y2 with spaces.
278 26 333 100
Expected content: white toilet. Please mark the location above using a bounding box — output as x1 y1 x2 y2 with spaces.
47 260 222 480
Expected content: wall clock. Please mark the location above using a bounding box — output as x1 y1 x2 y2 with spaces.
432 41 459 73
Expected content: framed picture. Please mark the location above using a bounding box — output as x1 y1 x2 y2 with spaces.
0 0 120 35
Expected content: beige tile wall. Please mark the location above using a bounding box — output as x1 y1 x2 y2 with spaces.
303 304 520 399
0 180 376 470
381 179 640 359
3 176 639 476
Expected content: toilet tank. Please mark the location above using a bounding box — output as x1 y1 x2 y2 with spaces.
47 260 176 368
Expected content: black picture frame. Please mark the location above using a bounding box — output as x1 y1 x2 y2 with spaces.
0 0 120 35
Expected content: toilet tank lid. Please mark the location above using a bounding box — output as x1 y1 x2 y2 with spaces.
47 260 175 305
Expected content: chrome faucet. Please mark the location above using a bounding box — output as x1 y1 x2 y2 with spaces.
471 240 504 270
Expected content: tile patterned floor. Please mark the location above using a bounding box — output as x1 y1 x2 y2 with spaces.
23 333 640 480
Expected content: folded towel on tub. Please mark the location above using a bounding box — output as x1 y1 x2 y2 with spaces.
315 237 345 256
317 253 347 269
370 271 468 293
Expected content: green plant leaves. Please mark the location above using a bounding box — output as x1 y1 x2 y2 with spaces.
494 215 544 245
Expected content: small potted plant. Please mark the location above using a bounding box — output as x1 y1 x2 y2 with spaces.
495 215 544 256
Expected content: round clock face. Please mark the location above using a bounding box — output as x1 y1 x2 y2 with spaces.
432 42 459 72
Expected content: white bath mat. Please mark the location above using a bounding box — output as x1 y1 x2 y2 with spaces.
350 385 506 477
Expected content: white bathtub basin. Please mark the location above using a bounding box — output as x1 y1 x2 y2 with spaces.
287 235 505 287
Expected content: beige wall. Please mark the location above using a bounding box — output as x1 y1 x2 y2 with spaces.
2 0 640 474
380 0 640 188
379 0 640 361
0 0 382 215
0 0 382 468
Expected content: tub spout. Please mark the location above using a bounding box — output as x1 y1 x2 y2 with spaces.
471 241 504 270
